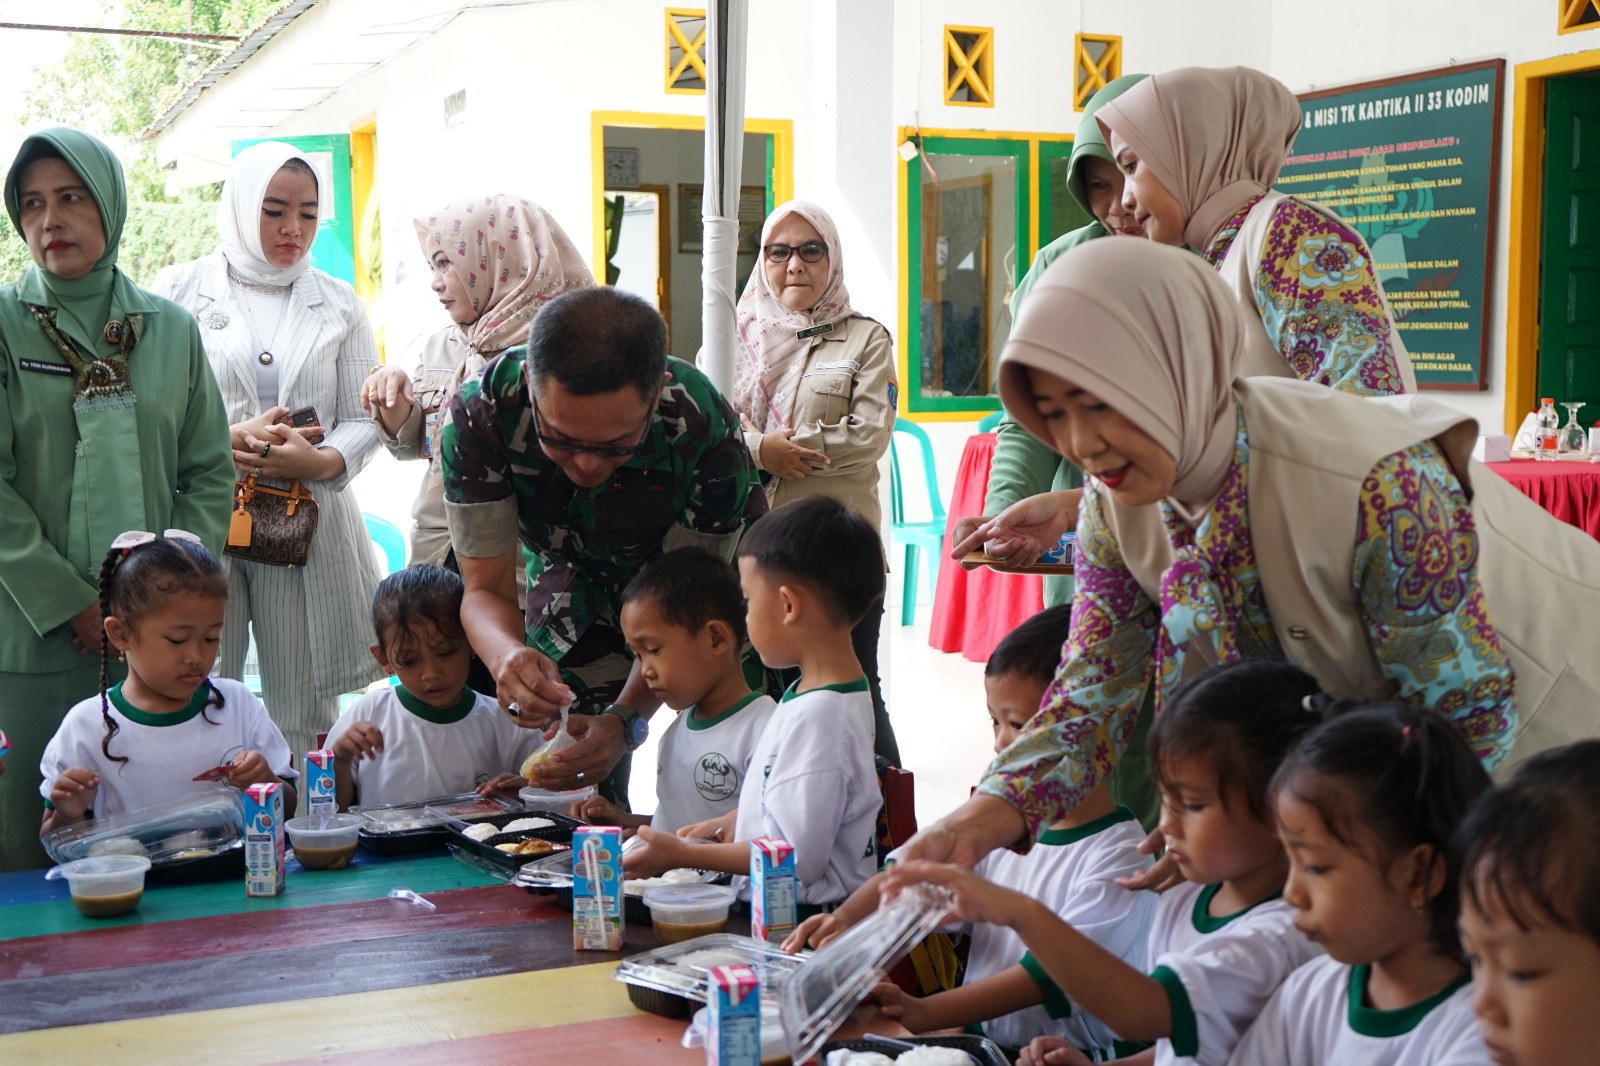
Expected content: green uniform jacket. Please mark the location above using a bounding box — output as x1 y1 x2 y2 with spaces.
0 272 235 672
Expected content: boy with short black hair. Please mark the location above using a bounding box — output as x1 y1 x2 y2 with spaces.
575 548 776 834
624 496 884 907
327 565 539 808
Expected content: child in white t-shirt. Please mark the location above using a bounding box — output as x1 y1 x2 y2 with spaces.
888 658 1327 1066
41 530 297 831
1458 741 1600 1066
572 548 776 835
788 605 1154 1061
624 496 883 907
327 565 539 808
1231 701 1493 1066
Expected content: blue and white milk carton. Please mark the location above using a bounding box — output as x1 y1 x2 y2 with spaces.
706 964 761 1066
749 838 796 943
304 749 336 817
243 781 284 897
573 825 623 950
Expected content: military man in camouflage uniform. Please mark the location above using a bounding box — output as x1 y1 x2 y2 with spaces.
443 287 764 803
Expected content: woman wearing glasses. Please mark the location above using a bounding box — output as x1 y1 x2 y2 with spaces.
733 201 899 765
361 197 593 570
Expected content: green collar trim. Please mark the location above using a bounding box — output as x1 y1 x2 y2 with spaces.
687 690 763 732
110 680 212 726
1191 881 1283 934
783 675 869 702
395 684 478 724
1347 963 1471 1038
1037 805 1139 847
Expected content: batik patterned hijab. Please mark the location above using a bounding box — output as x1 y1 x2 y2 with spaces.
733 200 854 432
414 196 594 355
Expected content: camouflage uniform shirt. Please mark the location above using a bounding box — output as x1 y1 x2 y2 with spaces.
442 352 765 666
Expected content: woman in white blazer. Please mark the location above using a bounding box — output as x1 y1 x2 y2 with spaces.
152 142 383 758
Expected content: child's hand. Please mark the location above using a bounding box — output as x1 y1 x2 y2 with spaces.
675 816 727 842
332 722 384 763
227 750 276 789
476 772 526 796
865 980 932 1033
880 859 1032 929
784 911 850 953
1114 827 1185 893
574 794 628 826
1019 1036 1093 1066
50 768 100 822
623 824 684 877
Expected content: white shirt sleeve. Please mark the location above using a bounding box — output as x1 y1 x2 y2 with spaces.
227 680 299 783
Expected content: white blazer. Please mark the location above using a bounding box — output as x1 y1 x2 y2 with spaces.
151 252 385 699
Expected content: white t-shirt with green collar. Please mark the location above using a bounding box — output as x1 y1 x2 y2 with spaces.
326 685 540 807
39 678 296 818
733 676 879 905
652 691 778 835
1148 880 1323 1066
1230 954 1485 1065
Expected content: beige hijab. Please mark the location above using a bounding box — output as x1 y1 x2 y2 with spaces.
997 237 1290 516
413 196 593 355
1096 66 1302 253
733 201 854 432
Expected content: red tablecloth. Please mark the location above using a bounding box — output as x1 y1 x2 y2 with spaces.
928 432 1046 662
1485 458 1600 540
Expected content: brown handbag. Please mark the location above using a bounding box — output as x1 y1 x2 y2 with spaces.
225 472 319 568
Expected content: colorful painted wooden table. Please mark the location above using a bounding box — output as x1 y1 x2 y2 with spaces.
0 847 892 1064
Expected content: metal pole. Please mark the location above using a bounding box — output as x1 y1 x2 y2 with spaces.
699 0 748 394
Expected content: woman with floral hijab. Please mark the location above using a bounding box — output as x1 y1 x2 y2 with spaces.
733 200 898 764
363 196 594 568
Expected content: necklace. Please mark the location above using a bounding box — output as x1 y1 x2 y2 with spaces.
232 268 291 367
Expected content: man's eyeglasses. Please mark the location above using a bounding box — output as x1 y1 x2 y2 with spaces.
763 241 828 264
530 395 649 458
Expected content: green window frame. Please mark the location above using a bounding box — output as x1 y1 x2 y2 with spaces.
901 133 1075 417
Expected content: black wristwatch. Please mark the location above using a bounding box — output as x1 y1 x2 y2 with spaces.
600 703 649 750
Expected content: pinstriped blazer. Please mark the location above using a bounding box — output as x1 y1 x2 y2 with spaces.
150 252 385 698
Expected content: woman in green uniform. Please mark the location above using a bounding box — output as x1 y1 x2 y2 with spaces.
0 128 234 870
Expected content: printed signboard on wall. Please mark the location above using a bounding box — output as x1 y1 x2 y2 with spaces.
1275 59 1504 390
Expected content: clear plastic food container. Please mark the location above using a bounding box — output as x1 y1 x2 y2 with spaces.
518 783 599 815
613 932 811 1018
42 787 243 867
349 792 520 834
779 883 954 1065
46 854 153 918
644 882 737 943
285 814 362 869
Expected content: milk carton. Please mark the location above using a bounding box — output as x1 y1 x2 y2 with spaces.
706 965 761 1066
749 838 796 943
243 782 284 897
572 825 623 950
304 749 336 817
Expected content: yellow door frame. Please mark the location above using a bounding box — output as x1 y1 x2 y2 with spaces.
896 125 1073 422
1506 48 1600 431
589 110 794 281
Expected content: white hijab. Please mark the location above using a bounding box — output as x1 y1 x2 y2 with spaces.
217 141 325 287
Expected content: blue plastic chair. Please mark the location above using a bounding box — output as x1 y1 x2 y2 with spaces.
364 513 407 574
977 410 1003 433
889 418 948 625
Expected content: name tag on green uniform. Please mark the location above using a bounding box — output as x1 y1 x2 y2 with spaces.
20 359 73 377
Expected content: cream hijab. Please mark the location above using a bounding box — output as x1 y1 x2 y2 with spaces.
997 237 1290 516
733 200 855 432
1096 66 1302 253
414 196 594 355
217 141 326 287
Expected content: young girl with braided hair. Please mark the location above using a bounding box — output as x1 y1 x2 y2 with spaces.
39 531 296 834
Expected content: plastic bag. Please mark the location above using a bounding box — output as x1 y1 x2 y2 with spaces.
520 701 578 777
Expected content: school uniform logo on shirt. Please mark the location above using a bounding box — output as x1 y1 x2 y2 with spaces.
695 752 738 800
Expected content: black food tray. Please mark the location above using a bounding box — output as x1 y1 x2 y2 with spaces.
146 843 245 884
445 810 583 875
626 983 696 1019
820 1035 1010 1066
357 825 453 856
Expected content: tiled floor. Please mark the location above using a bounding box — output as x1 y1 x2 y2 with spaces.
351 451 994 829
